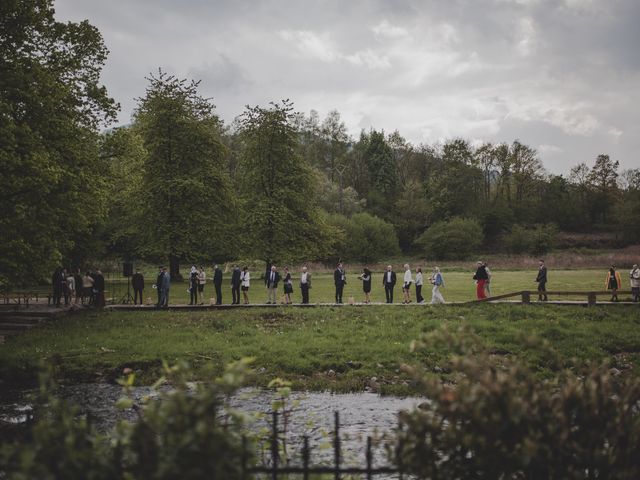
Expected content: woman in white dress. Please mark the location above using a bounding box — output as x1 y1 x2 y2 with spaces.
241 267 250 304
430 267 445 304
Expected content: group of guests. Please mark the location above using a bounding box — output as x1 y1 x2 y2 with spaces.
51 267 105 307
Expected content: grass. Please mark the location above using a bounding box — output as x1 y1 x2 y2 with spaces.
2 305 640 394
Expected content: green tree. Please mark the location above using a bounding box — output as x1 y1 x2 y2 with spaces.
587 154 620 223
362 130 398 219
328 212 400 263
135 71 236 279
0 0 118 287
237 100 331 266
415 218 483 260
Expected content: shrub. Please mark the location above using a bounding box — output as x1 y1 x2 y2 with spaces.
505 223 558 255
328 212 400 262
395 327 640 479
414 218 483 260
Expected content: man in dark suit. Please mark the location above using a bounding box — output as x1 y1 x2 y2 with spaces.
535 259 548 301
155 266 163 308
231 265 242 305
334 262 346 304
94 269 105 308
132 268 144 305
266 265 280 304
213 265 223 305
382 265 397 304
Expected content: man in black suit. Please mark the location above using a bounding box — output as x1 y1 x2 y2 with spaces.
334 262 346 304
213 265 223 305
132 268 144 305
382 265 397 304
231 265 242 305
266 265 280 304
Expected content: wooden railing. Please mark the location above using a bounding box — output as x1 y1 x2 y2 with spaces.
468 290 636 306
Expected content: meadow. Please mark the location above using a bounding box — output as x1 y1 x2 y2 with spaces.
1 304 639 394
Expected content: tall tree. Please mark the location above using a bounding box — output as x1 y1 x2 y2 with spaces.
587 154 619 223
363 130 398 219
135 71 236 279
0 0 118 286
237 100 331 267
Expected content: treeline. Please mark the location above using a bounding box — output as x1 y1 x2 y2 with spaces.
2 1 640 285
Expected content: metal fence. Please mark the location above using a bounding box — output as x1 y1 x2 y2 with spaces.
242 410 405 479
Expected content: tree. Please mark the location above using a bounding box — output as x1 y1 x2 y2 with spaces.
415 218 483 260
134 71 237 279
587 154 620 223
328 213 400 263
0 0 118 287
237 100 331 267
362 130 398 219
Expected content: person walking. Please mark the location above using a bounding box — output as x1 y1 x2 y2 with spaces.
159 266 170 308
382 265 397 304
231 266 242 305
94 269 105 308
132 268 144 305
82 271 95 305
402 264 413 304
213 265 223 305
358 268 372 304
189 268 199 305
197 266 206 305
473 261 489 300
535 260 548 301
484 262 492 297
300 266 311 304
605 265 622 302
155 266 163 308
283 267 293 304
415 267 424 304
266 265 280 304
241 267 250 304
630 264 640 302
334 262 346 304
430 267 445 304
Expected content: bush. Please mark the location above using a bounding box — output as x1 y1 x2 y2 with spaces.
395 327 640 479
328 212 400 262
414 218 483 260
505 223 558 255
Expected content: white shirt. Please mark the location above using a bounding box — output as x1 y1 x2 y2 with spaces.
415 272 423 286
301 272 308 284
386 271 392 283
198 271 206 284
404 269 412 285
241 271 250 287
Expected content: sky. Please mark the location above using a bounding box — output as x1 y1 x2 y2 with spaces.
55 0 640 175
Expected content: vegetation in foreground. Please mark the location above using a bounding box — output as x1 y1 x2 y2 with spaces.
1 305 639 393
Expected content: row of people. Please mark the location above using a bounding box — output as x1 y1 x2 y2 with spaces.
51 267 105 307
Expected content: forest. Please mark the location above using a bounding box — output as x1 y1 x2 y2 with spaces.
2 1 640 285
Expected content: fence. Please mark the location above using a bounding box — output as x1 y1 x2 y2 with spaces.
242 411 404 479
468 290 636 305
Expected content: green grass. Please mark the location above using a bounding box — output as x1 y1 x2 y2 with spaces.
2 305 639 394
89 268 623 306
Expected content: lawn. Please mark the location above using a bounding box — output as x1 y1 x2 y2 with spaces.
1 304 639 394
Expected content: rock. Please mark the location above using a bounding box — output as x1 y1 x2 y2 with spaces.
418 402 430 410
327 369 336 378
370 376 378 383
376 363 384 369
433 366 443 373
609 367 622 377
257 367 267 374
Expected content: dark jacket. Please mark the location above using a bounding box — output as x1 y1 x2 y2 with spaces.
231 268 242 287
266 270 280 288
382 271 397 287
132 272 144 290
334 268 346 286
473 266 488 281
213 268 223 287
94 273 105 292
535 266 547 283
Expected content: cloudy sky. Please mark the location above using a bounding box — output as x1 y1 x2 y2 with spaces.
56 0 640 174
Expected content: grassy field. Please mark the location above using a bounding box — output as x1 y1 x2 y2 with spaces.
1 305 639 394
99 268 630 305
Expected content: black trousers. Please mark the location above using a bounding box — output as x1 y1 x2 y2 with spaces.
301 284 310 304
416 285 423 303
134 288 143 305
215 284 222 304
190 287 198 305
385 286 394 303
335 284 344 303
232 286 240 304
537 282 547 300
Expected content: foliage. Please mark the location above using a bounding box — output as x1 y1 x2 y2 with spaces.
236 100 332 265
415 218 483 260
328 212 400 263
134 71 237 277
0 0 117 287
396 326 640 479
505 223 558 256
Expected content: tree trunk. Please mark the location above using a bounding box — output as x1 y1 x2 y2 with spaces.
169 254 182 281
